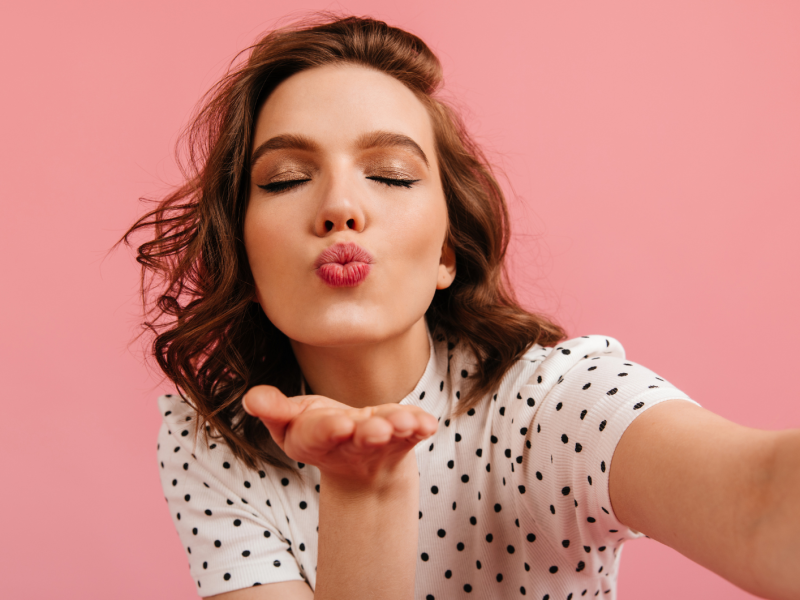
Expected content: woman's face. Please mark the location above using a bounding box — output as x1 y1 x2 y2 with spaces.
244 64 455 349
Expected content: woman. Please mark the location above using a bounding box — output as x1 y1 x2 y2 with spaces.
126 14 799 600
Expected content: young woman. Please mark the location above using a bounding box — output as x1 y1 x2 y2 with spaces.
126 14 800 600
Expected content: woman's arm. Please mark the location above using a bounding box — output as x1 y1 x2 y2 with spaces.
314 453 419 600
609 400 800 600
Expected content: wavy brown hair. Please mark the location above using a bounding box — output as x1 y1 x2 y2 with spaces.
123 13 564 473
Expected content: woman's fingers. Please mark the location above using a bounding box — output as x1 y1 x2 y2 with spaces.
242 385 302 447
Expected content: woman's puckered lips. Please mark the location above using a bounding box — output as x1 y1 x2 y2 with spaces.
313 242 375 268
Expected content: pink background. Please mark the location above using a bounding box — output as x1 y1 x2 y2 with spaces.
1 1 798 598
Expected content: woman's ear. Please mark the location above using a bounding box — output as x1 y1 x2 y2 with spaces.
436 240 457 290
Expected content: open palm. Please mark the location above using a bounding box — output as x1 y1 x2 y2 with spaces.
243 385 438 484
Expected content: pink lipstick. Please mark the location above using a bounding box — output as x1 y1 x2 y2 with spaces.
314 242 374 287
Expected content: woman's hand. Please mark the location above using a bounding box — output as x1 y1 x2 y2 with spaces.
243 385 438 486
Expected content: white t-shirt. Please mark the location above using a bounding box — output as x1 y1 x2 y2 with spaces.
157 332 698 599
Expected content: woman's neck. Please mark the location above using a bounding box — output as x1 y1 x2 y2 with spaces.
289 318 431 408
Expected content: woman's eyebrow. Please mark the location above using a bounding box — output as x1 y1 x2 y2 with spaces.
250 130 429 169
356 130 429 169
250 134 319 168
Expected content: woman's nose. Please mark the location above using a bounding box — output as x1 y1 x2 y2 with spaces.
313 177 366 236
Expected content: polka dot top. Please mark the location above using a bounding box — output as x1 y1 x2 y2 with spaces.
156 331 699 598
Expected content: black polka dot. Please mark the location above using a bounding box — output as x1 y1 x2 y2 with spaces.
562 539 570 548
233 519 241 526
205 509 212 516
281 478 289 486
496 573 503 582
601 460 606 472
607 388 618 396
420 391 426 400
633 402 645 410
470 516 477 525
214 540 221 548
299 543 305 551
445 570 452 578
561 486 570 495
576 561 585 572
549 565 558 574
575 443 583 452
299 501 307 510
536 471 543 480
203 561 207 569
582 383 591 390
242 550 250 557
561 434 569 444
457 542 465 551
599 420 607 431
223 462 230 469
507 545 515 554
499 407 505 416
431 486 439 494
486 533 493 542
264 531 271 538
224 573 231 581
467 408 476 416
461 474 469 483
464 584 472 592
455 433 462 442
556 402 563 410
588 475 593 485
494 503 502 513
437 529 446 538
587 517 596 523
447 460 454 469
244 481 251 488
273 560 281 567
527 533 536 542
527 397 535 407
518 485 526 494
491 435 498 443
421 552 429 561
505 448 511 458
549 505 555 514
580 409 587 420
476 448 483 457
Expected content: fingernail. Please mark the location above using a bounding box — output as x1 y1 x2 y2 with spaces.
242 396 254 416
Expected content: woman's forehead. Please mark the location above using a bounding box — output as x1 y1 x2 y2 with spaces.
253 64 435 155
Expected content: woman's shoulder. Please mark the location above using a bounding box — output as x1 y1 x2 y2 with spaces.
491 334 627 396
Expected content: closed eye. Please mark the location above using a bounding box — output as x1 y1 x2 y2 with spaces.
258 176 420 194
257 179 311 193
367 176 420 189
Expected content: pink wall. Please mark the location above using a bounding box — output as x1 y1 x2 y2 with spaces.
1 1 797 598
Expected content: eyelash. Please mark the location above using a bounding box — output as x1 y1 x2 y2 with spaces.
258 176 420 193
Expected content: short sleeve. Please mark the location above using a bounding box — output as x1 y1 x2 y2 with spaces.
156 395 306 597
516 336 700 549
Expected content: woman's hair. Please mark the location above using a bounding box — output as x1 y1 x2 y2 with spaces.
123 13 565 472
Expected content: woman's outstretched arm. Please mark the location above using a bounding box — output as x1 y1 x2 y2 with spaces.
610 400 800 600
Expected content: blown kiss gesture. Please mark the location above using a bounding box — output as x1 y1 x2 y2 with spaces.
242 385 439 487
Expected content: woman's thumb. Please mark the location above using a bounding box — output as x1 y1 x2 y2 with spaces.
242 385 300 447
